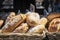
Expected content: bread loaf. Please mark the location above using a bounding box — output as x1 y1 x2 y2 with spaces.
48 18 60 32
13 23 29 33
28 25 45 33
5 12 16 24
26 12 40 27
1 14 26 33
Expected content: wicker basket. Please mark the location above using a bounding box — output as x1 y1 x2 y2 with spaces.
46 32 60 40
0 31 46 40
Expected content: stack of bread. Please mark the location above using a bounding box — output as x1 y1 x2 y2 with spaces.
0 12 48 34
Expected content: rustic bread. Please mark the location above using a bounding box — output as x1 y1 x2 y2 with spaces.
5 12 16 24
13 23 29 33
48 18 60 32
26 12 40 27
28 25 45 33
46 13 60 21
1 14 26 33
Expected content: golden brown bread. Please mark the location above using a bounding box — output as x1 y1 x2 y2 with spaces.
48 18 60 32
39 17 48 25
5 12 16 23
26 12 40 27
0 20 4 27
46 13 60 21
1 14 26 33
13 23 29 33
28 25 45 33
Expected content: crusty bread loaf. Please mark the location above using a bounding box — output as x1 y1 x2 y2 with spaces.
26 12 40 27
0 20 4 27
46 13 60 21
28 25 45 33
5 12 16 24
13 23 29 33
39 17 48 25
48 18 60 32
1 14 26 33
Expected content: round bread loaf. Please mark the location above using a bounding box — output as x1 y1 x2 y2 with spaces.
48 18 60 32
26 12 40 27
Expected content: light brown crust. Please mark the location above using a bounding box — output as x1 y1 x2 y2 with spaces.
13 23 29 33
0 20 4 27
28 25 45 33
5 12 16 24
48 18 60 32
1 14 26 33
39 18 48 25
46 13 60 21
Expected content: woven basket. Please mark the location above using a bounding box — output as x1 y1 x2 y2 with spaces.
0 31 46 40
46 32 60 40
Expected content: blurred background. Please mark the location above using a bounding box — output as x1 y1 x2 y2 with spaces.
0 0 60 20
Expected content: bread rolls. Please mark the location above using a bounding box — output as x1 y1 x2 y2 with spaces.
48 18 60 32
39 17 48 25
26 12 40 27
5 12 16 23
1 14 26 33
28 25 45 33
13 23 29 33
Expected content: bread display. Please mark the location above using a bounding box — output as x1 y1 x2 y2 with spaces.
5 12 16 24
48 18 60 32
0 20 4 27
39 17 48 25
1 14 26 33
0 12 49 34
26 12 40 27
28 25 45 33
13 23 29 33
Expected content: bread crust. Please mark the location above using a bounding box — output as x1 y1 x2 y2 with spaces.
13 23 29 33
48 18 60 32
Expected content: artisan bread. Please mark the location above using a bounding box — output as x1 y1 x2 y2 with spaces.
28 25 45 33
26 12 40 27
1 14 26 33
46 13 60 21
48 18 60 32
5 12 16 23
13 23 29 33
